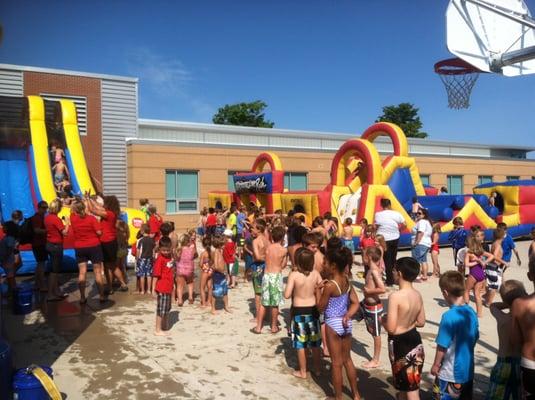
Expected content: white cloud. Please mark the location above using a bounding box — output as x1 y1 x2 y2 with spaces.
126 47 192 95
126 47 214 120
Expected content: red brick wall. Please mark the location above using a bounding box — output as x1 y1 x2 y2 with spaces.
23 71 102 184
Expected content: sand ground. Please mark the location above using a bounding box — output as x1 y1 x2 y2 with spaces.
3 240 534 399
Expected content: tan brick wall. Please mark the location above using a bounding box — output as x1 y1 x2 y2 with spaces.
127 143 535 231
24 71 102 184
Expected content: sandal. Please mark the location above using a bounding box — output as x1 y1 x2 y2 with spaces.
250 327 262 335
117 286 129 293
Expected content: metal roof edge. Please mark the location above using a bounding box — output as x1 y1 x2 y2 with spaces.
137 119 535 153
0 63 138 83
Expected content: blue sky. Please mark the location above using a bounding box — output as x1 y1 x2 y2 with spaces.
1 0 535 148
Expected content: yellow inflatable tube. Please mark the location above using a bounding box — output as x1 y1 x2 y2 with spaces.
60 100 95 196
122 208 146 245
27 96 57 203
441 198 498 232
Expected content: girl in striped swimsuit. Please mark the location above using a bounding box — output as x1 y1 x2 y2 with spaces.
316 248 361 400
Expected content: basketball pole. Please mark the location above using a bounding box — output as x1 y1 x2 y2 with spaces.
464 0 535 71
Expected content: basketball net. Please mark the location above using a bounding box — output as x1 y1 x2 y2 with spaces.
435 58 481 109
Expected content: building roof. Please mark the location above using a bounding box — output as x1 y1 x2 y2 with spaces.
136 119 535 160
0 63 138 83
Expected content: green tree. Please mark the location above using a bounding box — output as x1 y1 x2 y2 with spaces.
212 100 274 128
376 103 428 138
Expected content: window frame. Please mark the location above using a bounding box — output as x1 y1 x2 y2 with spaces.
284 172 308 191
477 175 493 185
165 169 199 215
447 175 464 195
420 174 430 186
506 176 520 181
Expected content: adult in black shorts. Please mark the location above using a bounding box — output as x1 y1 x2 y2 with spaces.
70 201 106 303
87 195 128 293
31 201 49 291
44 199 70 300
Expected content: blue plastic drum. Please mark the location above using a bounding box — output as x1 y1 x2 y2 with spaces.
12 283 33 315
0 339 12 400
12 366 53 400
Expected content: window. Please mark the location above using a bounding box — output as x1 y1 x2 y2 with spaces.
447 175 463 195
41 93 87 135
506 176 519 181
165 170 198 213
284 172 308 191
227 170 248 192
420 175 430 186
478 176 493 185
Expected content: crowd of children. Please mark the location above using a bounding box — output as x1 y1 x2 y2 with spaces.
4 190 534 399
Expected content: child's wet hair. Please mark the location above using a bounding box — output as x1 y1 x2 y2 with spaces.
255 218 267 233
395 257 420 282
326 237 342 251
500 280 527 306
139 198 149 206
365 246 382 264
432 223 442 233
159 222 173 237
139 224 150 235
270 226 286 243
359 218 368 226
439 271 465 297
364 224 375 235
344 217 352 226
159 236 172 249
211 234 226 249
202 236 211 249
295 247 314 276
493 227 505 241
452 216 463 226
179 234 191 247
302 232 321 247
497 222 508 230
292 226 308 244
325 248 348 273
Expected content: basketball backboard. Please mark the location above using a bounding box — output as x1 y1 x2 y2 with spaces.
446 0 535 76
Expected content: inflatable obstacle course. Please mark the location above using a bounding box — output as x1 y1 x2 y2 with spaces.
210 122 535 245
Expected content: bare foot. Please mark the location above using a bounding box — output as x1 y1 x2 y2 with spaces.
211 309 218 315
292 370 307 379
224 307 233 313
362 360 380 369
271 327 280 334
154 330 169 336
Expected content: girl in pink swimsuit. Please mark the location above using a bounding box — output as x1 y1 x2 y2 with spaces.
175 233 198 306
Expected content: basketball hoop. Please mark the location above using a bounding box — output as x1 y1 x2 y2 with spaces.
434 58 481 109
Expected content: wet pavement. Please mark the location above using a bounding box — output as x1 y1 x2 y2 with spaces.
3 240 534 399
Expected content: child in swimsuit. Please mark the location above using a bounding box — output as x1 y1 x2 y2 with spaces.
284 247 322 378
486 280 527 400
316 247 361 400
483 228 507 307
432 271 479 400
199 236 213 308
360 246 385 370
341 217 355 254
254 226 287 334
175 233 197 306
463 232 494 318
211 235 231 315
431 223 441 278
383 257 426 399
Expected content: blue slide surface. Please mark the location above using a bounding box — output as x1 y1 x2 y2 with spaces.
0 148 35 221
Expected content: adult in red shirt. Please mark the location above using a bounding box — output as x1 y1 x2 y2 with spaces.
205 207 217 236
148 204 163 242
31 200 49 291
45 199 70 300
88 195 128 293
70 200 105 303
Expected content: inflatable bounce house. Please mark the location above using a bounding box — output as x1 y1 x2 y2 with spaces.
0 95 145 273
209 122 535 247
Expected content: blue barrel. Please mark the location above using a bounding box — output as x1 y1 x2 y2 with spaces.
12 366 53 400
0 339 12 400
12 283 33 315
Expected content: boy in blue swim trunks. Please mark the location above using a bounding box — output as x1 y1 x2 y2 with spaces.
432 271 479 399
211 235 231 315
